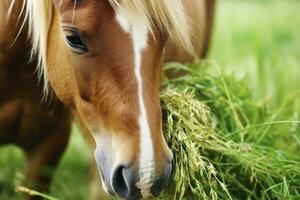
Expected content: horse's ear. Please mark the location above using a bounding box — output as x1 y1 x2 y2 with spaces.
46 7 78 107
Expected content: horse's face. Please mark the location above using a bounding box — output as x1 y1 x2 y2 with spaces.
50 0 172 198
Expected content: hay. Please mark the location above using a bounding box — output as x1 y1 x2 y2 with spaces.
159 63 300 200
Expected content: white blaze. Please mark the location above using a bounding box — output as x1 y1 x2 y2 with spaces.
116 7 154 198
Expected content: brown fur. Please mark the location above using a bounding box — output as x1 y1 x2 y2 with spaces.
0 0 216 199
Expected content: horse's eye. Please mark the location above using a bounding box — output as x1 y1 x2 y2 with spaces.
64 29 88 54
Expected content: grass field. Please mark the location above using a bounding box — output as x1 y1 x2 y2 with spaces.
1 0 300 199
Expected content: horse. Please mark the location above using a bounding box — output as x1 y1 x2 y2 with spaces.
0 0 215 199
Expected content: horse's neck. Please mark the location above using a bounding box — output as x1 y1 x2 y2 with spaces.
0 0 36 98
0 0 27 52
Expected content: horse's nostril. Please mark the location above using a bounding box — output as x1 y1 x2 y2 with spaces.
112 166 141 199
150 162 173 197
112 166 130 198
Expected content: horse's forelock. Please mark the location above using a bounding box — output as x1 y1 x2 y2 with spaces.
109 0 194 55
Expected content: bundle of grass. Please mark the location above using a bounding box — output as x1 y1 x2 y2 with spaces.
159 63 300 200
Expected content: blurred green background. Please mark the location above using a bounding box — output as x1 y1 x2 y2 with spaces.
1 0 299 199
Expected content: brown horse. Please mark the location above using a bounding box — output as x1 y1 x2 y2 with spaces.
0 0 215 199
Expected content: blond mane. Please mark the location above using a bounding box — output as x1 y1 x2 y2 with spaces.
23 0 194 94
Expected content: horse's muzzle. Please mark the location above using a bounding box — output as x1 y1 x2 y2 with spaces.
111 161 173 200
